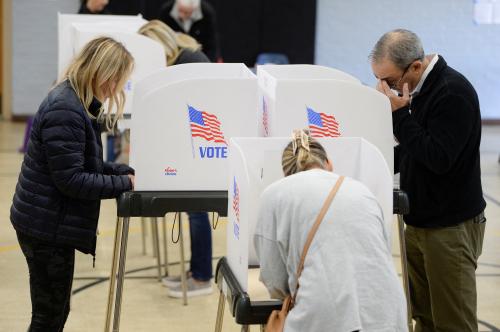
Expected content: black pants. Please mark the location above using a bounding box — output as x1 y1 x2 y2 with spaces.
17 232 75 332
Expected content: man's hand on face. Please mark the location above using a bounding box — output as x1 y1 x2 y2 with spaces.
376 80 411 112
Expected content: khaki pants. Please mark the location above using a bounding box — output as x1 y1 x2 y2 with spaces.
405 215 486 332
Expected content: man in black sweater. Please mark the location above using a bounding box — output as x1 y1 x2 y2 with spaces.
159 0 219 62
370 29 486 332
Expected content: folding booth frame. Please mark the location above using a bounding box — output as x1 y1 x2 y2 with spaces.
104 191 228 332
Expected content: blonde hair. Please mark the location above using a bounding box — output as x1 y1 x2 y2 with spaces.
282 129 329 177
63 36 134 131
138 20 201 66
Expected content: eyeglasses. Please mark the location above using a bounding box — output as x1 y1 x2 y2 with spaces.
386 61 415 90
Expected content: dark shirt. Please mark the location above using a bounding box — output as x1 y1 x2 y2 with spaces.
175 48 210 64
393 55 486 228
159 0 219 62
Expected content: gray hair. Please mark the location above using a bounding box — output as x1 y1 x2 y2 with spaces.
370 29 425 70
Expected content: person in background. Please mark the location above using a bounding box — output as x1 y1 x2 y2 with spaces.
159 0 219 62
139 20 212 298
79 0 110 14
255 130 407 332
139 20 209 65
10 37 134 331
370 29 486 332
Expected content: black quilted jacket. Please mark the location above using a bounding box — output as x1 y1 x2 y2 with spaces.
10 80 133 255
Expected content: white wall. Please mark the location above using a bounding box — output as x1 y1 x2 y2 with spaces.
315 0 500 120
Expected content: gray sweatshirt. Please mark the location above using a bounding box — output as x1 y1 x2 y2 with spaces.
254 169 407 332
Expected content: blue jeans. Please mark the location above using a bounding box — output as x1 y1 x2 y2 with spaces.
187 212 212 281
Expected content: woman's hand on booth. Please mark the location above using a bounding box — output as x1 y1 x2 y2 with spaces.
128 174 135 190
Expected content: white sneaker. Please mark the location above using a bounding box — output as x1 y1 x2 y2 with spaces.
167 277 213 298
161 272 191 288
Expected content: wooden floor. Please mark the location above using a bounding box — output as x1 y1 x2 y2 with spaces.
1 120 499 331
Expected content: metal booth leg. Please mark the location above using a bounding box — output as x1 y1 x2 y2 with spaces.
111 217 131 332
141 217 147 255
104 217 123 332
151 217 162 281
397 214 414 332
162 216 169 276
151 218 158 258
241 325 249 332
179 213 188 305
214 290 225 332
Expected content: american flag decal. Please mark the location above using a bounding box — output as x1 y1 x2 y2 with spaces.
188 105 227 145
232 176 240 223
262 96 269 137
307 107 341 138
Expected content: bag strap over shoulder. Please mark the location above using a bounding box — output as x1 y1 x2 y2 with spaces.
291 175 345 304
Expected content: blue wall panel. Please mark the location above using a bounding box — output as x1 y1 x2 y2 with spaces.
316 0 500 119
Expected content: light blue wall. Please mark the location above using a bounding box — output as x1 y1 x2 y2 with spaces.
12 0 79 115
315 0 500 119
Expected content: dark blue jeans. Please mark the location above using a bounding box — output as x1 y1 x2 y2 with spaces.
187 212 212 281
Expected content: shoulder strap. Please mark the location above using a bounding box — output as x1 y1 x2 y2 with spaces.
292 175 345 303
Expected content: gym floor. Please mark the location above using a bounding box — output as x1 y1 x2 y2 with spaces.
0 120 499 331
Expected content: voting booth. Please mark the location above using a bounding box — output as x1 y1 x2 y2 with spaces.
214 138 410 332
257 65 394 173
105 63 259 331
67 20 166 116
130 63 259 191
58 13 147 77
226 137 393 292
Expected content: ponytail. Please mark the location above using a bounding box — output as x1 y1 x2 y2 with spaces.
282 129 329 177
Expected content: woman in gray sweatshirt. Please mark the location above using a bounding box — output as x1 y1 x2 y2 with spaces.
254 130 407 332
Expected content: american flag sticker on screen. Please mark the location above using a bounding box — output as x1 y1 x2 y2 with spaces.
262 96 269 137
307 107 341 138
188 105 227 145
232 176 240 239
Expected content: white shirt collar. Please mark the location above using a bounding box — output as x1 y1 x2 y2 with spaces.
170 3 203 33
412 54 439 96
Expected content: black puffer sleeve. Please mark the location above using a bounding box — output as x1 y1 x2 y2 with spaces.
104 162 135 175
41 108 132 200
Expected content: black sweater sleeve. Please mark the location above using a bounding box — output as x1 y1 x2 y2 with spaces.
392 93 476 175
41 109 132 200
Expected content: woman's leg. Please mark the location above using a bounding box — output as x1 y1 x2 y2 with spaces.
187 212 212 281
17 232 75 332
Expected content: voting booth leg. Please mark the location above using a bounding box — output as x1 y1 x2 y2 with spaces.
179 213 188 305
397 214 414 332
112 217 131 332
151 218 158 258
241 325 249 332
214 290 225 332
104 217 123 332
162 217 169 276
141 217 147 255
151 217 162 281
